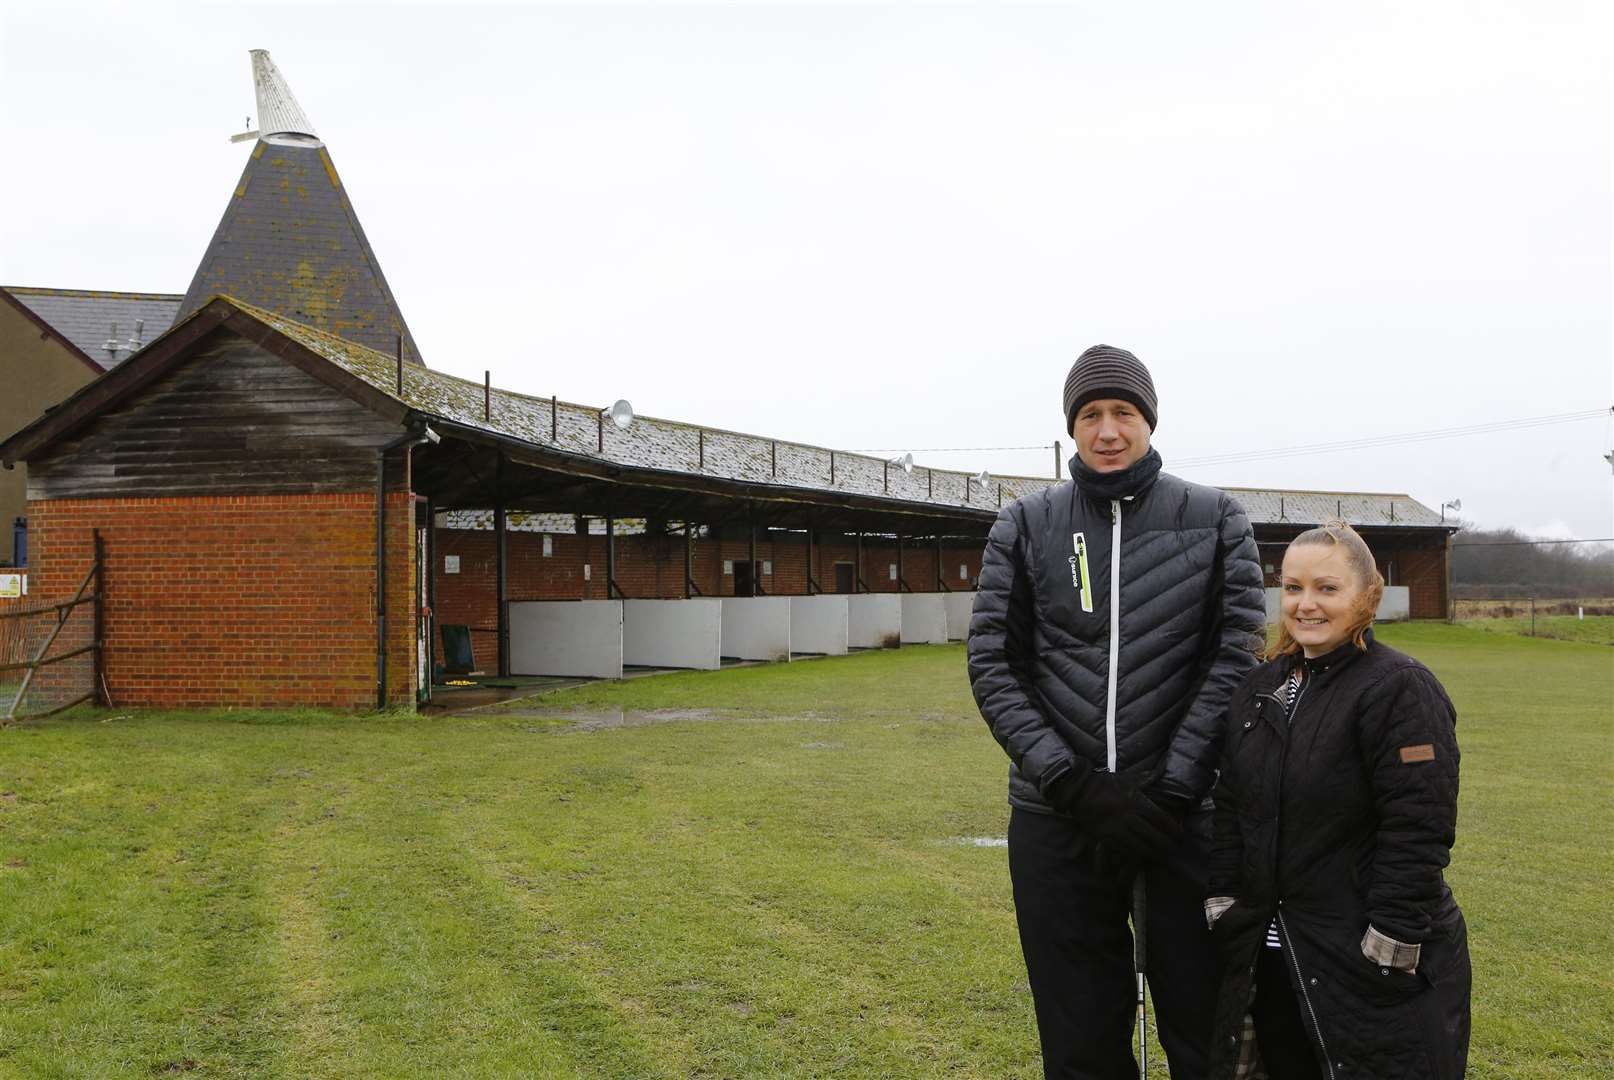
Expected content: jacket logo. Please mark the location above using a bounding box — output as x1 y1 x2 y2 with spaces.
1070 533 1093 613
1399 743 1436 764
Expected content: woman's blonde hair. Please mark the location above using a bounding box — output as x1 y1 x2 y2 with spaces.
1268 518 1385 660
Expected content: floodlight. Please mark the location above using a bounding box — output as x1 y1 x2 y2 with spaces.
890 452 914 474
602 399 634 430
974 469 991 487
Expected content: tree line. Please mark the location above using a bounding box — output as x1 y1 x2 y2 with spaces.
1451 523 1614 598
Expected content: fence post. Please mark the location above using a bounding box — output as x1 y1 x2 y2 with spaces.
93 530 105 706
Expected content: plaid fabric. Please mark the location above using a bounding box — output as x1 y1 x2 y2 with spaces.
1232 1009 1267 1079
1362 923 1421 973
1227 984 1268 1080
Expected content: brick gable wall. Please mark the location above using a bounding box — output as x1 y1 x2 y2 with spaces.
27 493 416 709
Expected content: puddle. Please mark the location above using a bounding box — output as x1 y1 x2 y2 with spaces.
946 836 1009 848
561 708 717 732
501 708 827 733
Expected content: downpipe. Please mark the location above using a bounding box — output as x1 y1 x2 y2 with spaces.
376 423 439 709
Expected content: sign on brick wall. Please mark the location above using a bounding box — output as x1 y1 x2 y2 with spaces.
0 573 23 598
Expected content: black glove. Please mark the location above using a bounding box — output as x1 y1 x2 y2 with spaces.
1145 786 1195 823
1044 769 1184 863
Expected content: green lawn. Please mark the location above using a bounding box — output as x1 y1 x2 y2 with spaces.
1459 613 1614 646
0 625 1609 1078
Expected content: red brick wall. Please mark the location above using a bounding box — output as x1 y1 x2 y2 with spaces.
28 493 416 710
430 526 984 667
1383 539 1449 619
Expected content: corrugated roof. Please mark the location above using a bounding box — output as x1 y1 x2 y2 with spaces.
439 510 649 535
216 298 1447 528
4 287 183 371
1226 488 1445 529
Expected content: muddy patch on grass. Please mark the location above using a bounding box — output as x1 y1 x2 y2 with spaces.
500 708 831 734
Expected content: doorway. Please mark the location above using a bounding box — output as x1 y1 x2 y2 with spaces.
833 562 855 594
734 560 757 596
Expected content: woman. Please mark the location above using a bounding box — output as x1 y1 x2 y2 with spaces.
1205 521 1471 1079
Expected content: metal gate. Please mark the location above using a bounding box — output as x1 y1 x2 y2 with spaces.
1 531 105 724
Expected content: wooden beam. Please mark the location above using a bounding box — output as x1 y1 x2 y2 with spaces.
494 452 509 678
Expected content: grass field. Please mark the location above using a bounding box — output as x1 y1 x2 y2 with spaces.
0 624 1610 1078
1459 614 1614 646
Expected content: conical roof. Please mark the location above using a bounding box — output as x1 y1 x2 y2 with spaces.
176 50 425 365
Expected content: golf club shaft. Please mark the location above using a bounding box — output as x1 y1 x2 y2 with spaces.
1133 874 1148 1075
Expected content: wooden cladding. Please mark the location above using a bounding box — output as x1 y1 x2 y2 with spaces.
27 331 406 500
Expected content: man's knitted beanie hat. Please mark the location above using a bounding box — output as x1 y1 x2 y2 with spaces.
1062 344 1158 432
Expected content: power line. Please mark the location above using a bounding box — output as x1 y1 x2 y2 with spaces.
851 444 1052 454
1172 407 1610 469
1452 538 1614 548
851 406 1610 466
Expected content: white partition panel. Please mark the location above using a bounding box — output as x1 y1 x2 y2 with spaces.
943 592 976 641
1376 586 1411 621
790 596 850 655
508 600 623 679
623 598 722 669
1264 585 1412 624
900 594 949 644
848 593 903 649
720 597 793 661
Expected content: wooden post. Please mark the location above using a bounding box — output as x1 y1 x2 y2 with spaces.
494 453 509 677
605 517 618 599
748 520 758 597
423 498 435 697
684 524 694 599
92 529 105 706
806 526 817 595
484 371 491 422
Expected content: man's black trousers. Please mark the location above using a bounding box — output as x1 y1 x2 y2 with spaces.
1008 806 1219 1080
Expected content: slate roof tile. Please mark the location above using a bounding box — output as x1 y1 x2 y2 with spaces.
5 287 183 370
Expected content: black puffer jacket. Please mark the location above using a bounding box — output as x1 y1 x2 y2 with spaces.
967 449 1266 810
1209 633 1471 1079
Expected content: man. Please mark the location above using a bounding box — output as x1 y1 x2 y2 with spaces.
967 344 1266 1079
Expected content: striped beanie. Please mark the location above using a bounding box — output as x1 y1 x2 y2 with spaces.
1062 344 1158 432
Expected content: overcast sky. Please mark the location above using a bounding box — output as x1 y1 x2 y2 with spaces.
3 2 1609 541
